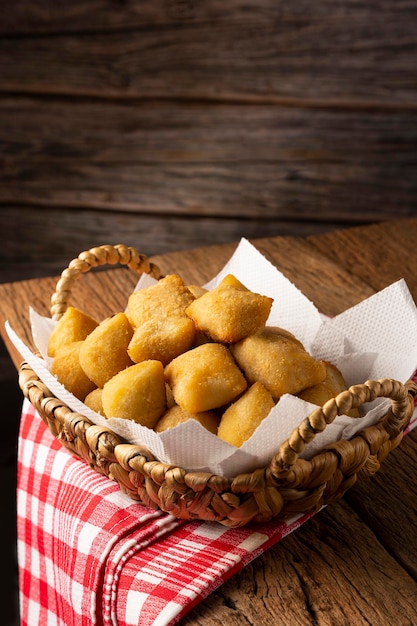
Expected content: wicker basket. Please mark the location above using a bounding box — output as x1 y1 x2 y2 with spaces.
18 244 417 528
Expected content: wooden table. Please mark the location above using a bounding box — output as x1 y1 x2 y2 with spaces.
1 218 417 625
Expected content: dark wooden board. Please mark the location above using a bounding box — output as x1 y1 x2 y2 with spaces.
1 1 417 106
1 99 416 219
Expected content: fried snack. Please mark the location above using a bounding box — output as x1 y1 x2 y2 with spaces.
154 405 220 434
297 361 360 418
231 326 326 398
51 341 97 401
165 343 247 413
186 284 207 299
47 306 98 358
217 382 275 447
185 280 273 344
102 360 167 428
84 388 105 415
79 312 134 388
219 274 249 290
126 274 195 329
128 315 196 366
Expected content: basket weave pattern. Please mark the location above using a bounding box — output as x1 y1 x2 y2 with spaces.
18 244 417 527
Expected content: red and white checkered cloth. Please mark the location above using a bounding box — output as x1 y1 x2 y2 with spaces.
17 386 417 626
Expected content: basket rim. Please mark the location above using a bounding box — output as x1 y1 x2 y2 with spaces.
19 360 416 480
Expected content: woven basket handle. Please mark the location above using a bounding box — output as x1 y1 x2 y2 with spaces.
268 377 416 480
50 244 161 320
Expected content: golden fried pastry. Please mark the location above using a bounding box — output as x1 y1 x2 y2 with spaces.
186 284 207 299
219 274 248 290
185 281 272 343
297 361 360 418
79 312 134 387
217 382 275 447
48 306 98 358
102 360 166 428
51 341 97 401
154 405 220 434
84 388 105 415
231 326 326 398
165 343 247 413
128 315 196 366
126 274 195 329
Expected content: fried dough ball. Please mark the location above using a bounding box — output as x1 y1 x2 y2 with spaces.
128 315 196 366
48 306 98 358
51 341 97 401
84 388 105 415
165 343 247 413
126 274 195 329
217 382 275 447
185 279 272 344
297 361 360 418
79 312 134 388
231 326 326 398
154 405 220 434
102 360 166 428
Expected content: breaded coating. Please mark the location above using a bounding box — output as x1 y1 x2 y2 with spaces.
128 315 196 366
186 284 207 299
165 343 247 413
126 274 195 329
48 306 98 357
185 281 272 344
297 360 360 418
218 274 249 290
217 382 275 447
84 387 105 415
102 360 167 428
51 341 97 401
79 312 134 387
231 326 326 398
155 405 220 434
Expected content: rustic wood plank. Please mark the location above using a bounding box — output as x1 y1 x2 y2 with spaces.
307 218 417 299
181 500 417 625
1 2 417 105
345 429 417 580
0 205 361 284
1 99 416 222
4 0 417 36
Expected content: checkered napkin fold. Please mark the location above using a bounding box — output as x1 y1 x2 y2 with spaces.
15 399 322 626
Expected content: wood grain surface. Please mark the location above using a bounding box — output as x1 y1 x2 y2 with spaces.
1 0 417 284
1 218 417 625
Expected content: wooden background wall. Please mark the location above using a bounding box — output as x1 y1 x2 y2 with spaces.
1 0 417 285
